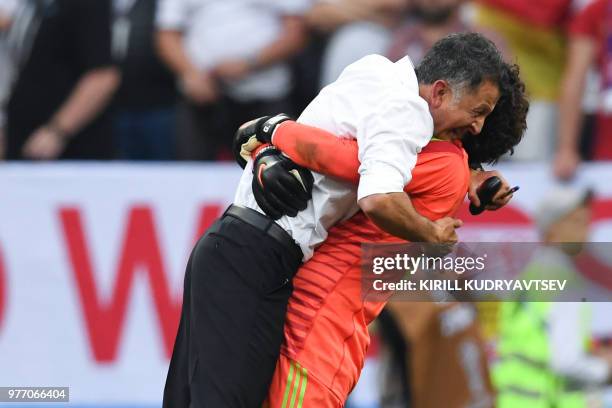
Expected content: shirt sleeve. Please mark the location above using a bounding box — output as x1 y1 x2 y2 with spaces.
568 0 605 39
156 0 189 30
548 303 610 385
356 96 432 201
69 0 114 72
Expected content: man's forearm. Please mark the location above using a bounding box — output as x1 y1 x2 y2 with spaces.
558 83 584 154
359 192 438 242
156 30 197 76
558 72 585 153
250 16 306 70
558 37 594 152
50 67 119 136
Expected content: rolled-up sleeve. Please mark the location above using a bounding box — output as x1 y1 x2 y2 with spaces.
356 97 433 201
156 0 188 30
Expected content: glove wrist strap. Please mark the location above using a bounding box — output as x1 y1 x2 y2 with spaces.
260 114 292 144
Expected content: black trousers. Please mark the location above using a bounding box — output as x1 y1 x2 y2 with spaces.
163 213 302 407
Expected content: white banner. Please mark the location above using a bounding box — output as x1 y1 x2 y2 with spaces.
0 162 611 406
457 162 612 242
0 163 239 406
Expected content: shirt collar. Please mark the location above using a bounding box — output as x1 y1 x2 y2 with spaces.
394 55 419 92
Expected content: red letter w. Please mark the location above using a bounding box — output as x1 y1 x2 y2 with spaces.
59 204 221 363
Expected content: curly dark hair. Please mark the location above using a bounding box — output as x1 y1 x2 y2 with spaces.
416 32 529 165
462 62 529 165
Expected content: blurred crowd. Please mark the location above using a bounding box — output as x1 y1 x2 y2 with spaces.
0 0 609 180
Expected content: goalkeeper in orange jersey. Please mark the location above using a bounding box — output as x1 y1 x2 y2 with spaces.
239 121 519 407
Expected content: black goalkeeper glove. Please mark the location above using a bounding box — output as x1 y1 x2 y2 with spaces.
252 146 314 220
233 113 292 168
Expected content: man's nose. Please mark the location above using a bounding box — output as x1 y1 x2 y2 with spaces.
469 117 485 135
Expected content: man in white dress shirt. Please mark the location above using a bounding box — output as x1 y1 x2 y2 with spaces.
155 0 308 160
163 33 525 408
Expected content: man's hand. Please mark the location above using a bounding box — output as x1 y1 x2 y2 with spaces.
420 216 462 256
22 126 67 160
469 169 513 210
553 148 580 181
252 146 314 219
214 59 252 82
233 114 292 168
180 70 218 105
433 217 463 243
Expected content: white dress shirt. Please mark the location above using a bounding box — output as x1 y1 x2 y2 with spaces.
156 0 308 101
234 55 433 260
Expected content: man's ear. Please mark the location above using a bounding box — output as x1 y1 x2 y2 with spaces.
430 80 451 109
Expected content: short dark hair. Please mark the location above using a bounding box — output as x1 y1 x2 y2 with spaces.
416 32 505 93
416 32 529 164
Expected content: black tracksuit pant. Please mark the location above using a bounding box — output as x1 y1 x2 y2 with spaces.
163 210 302 407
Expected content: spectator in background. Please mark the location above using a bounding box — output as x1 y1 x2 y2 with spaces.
554 0 611 180
472 0 570 161
112 0 177 160
377 301 494 408
0 0 17 160
5 0 119 160
156 0 308 161
494 187 612 407
0 0 12 31
307 0 409 87
387 0 508 65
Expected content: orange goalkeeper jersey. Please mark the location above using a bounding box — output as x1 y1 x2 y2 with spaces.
277 135 470 402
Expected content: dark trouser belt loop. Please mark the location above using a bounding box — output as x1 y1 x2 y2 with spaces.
224 205 303 261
